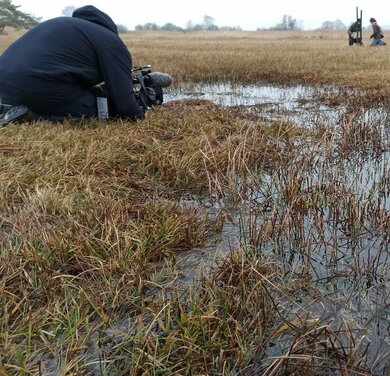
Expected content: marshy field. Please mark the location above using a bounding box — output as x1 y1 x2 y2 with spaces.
2 29 390 375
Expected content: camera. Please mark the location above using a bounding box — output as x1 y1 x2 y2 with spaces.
94 65 172 117
132 65 172 110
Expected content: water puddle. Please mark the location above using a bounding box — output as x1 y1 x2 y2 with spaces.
170 83 390 280
167 82 317 107
165 82 390 127
169 82 390 372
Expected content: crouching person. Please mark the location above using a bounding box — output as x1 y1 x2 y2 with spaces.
369 17 386 46
348 19 362 46
0 5 145 126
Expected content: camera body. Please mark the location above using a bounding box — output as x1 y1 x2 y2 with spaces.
134 84 164 110
132 65 172 110
94 65 172 117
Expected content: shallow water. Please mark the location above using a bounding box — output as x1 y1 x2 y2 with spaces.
171 82 390 372
166 82 390 129
166 82 344 125
166 82 317 107
170 82 390 273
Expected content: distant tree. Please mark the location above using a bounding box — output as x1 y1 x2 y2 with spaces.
61 5 76 17
271 15 302 31
186 15 218 31
0 0 40 32
203 15 213 29
185 20 203 31
321 19 346 30
116 24 128 33
190 23 204 31
135 22 159 31
203 15 217 30
186 20 193 30
219 25 242 31
161 22 183 31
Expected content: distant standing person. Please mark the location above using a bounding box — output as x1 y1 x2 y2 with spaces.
369 18 386 46
348 19 362 45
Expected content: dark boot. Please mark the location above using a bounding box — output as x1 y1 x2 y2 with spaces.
0 105 35 126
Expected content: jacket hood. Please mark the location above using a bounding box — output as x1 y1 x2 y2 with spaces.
72 5 118 34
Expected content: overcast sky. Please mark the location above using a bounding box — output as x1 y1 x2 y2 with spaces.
14 0 390 30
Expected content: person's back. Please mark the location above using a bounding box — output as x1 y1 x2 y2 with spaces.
348 21 360 33
0 6 144 121
347 19 362 46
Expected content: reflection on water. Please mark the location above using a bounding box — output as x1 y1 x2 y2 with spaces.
172 82 390 373
166 82 316 107
166 82 390 127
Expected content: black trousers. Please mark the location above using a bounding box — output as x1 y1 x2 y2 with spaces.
0 89 98 122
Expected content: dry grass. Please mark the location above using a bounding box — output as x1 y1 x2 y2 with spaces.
0 101 292 374
1 29 390 375
2 28 390 89
119 30 390 90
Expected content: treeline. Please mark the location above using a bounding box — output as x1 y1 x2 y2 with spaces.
135 15 355 33
135 15 241 32
135 23 242 32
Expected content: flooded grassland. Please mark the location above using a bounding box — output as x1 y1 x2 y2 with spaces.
168 82 390 374
2 30 390 375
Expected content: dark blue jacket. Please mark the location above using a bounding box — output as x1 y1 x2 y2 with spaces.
0 5 144 120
